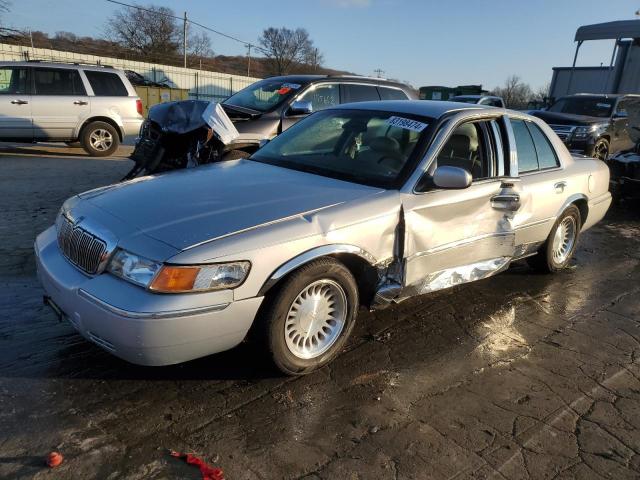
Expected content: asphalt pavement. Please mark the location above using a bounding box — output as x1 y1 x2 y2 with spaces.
1 143 639 479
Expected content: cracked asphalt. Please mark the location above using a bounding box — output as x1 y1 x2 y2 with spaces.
1 144 639 479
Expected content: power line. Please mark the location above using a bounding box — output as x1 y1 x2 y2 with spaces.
104 0 267 55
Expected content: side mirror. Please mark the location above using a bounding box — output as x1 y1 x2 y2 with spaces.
258 138 270 149
432 166 472 189
288 100 313 116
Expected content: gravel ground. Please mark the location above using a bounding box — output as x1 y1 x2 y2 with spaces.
1 144 639 479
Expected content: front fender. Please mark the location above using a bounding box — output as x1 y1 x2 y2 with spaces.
257 244 378 296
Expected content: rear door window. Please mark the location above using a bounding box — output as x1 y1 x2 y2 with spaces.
511 119 539 173
33 68 86 95
0 67 28 94
84 71 128 96
378 87 408 100
341 84 380 103
527 122 559 169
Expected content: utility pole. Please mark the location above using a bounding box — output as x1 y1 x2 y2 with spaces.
374 68 385 78
246 44 252 77
183 11 187 68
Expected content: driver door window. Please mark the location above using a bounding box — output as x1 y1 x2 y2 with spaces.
434 121 492 179
297 84 339 112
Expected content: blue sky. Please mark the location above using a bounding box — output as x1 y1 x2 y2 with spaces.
6 0 639 90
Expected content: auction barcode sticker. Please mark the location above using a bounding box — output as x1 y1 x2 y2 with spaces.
387 116 428 132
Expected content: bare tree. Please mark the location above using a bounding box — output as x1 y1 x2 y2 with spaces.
188 31 213 59
491 75 532 109
105 5 180 62
532 82 551 102
258 27 320 75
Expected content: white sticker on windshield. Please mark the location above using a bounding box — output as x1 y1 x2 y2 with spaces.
282 83 302 90
387 116 428 132
597 103 611 108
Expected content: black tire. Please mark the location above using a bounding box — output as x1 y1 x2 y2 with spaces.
80 121 120 157
592 138 609 161
259 258 359 376
221 149 250 161
527 205 581 273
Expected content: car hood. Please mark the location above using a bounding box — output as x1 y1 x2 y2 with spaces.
79 160 384 251
532 111 608 126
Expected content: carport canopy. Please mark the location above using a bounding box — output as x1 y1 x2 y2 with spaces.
575 20 640 41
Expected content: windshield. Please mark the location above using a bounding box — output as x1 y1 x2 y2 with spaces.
250 109 429 188
548 97 614 118
223 78 304 113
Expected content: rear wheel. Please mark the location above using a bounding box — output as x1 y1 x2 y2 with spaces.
80 121 120 157
259 258 359 376
527 205 581 273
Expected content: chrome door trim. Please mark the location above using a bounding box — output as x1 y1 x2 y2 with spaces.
405 231 513 260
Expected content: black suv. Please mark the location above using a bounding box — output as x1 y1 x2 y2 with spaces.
217 75 416 155
532 94 640 160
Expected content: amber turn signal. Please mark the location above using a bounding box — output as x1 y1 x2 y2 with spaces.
150 266 200 293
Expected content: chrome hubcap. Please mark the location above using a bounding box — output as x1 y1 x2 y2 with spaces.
551 216 577 264
285 279 347 359
89 129 113 151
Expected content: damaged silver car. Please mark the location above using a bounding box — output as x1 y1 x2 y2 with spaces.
35 100 612 375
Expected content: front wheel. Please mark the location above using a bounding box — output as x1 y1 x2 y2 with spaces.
80 121 120 157
259 258 359 376
527 205 581 273
592 138 609 161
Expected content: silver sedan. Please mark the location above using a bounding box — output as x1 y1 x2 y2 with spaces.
35 100 612 375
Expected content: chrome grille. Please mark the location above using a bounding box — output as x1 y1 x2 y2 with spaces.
57 216 107 274
549 124 575 142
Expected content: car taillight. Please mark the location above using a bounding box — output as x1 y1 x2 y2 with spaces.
136 99 143 116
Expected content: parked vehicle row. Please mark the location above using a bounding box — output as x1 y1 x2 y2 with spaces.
36 100 611 374
125 74 416 178
0 61 144 156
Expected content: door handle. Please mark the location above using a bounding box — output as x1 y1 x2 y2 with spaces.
554 181 567 193
10 99 28 105
491 193 521 211
73 100 88 106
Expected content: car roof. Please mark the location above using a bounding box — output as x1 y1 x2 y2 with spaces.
0 60 121 73
260 74 411 90
332 100 489 118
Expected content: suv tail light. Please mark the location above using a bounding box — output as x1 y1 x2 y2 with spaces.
136 99 143 117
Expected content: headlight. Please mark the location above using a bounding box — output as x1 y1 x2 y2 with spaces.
574 124 605 139
149 262 250 293
107 249 250 293
108 249 162 287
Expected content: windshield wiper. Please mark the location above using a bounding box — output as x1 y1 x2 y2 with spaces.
221 103 262 117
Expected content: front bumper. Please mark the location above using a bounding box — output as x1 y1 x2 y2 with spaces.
35 226 263 366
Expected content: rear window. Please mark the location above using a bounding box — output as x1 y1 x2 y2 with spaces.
527 122 559 169
85 71 128 96
378 87 408 100
33 68 86 95
342 84 380 103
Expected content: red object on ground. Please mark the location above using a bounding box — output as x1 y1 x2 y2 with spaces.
170 451 224 480
46 451 64 468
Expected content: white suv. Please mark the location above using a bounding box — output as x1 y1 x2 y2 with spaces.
0 61 144 156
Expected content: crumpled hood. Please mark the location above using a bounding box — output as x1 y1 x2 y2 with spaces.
532 111 607 126
80 160 383 251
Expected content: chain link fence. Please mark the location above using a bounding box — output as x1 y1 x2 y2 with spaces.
0 43 260 101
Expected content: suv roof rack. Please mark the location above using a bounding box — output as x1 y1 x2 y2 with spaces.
25 59 114 68
326 74 388 81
